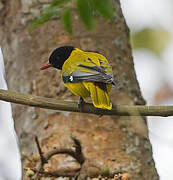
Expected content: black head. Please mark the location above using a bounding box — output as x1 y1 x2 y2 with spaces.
49 46 74 70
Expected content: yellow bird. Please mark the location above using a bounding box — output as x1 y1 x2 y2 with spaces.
40 46 115 110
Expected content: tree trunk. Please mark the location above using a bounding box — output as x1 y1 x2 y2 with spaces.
0 0 159 179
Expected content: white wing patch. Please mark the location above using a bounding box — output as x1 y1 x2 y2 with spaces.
69 76 73 81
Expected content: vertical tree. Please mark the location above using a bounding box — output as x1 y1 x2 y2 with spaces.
0 0 158 179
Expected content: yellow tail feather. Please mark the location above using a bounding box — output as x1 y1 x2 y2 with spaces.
83 82 112 110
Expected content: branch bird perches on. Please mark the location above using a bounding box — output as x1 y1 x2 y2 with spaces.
0 89 173 117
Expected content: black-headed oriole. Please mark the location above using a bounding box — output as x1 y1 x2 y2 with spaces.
40 46 115 110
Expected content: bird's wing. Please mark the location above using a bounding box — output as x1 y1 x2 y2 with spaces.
62 52 115 84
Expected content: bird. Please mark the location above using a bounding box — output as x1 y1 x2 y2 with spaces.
40 46 115 110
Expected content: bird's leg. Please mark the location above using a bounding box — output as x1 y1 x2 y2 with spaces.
78 97 85 110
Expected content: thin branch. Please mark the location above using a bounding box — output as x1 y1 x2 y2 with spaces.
45 148 85 165
34 136 47 180
33 136 84 179
35 136 47 165
0 89 173 116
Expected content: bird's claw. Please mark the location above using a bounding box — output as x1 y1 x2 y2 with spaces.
78 97 85 111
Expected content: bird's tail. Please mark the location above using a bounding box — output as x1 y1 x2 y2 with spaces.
83 82 112 110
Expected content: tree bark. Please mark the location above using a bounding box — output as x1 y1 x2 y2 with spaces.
0 0 159 179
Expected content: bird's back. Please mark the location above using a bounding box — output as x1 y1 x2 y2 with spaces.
61 48 113 110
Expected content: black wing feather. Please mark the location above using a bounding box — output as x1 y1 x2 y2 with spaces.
62 58 115 84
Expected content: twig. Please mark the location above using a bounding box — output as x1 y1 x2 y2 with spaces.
72 137 85 164
33 137 85 179
34 136 47 180
45 148 84 165
1 89 173 116
35 136 47 165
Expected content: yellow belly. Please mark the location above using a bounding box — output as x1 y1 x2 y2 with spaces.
64 82 112 109
64 82 90 98
64 82 112 98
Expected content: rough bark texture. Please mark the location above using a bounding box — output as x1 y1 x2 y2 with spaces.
0 0 159 179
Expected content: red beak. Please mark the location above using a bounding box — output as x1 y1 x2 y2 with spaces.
40 61 52 70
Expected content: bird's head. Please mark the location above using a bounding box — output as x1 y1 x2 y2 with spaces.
40 46 74 70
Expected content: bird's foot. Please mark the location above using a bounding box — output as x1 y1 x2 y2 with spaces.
78 97 85 111
99 114 103 118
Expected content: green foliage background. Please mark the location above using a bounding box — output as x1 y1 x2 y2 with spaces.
131 28 170 57
30 0 171 56
30 0 115 33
